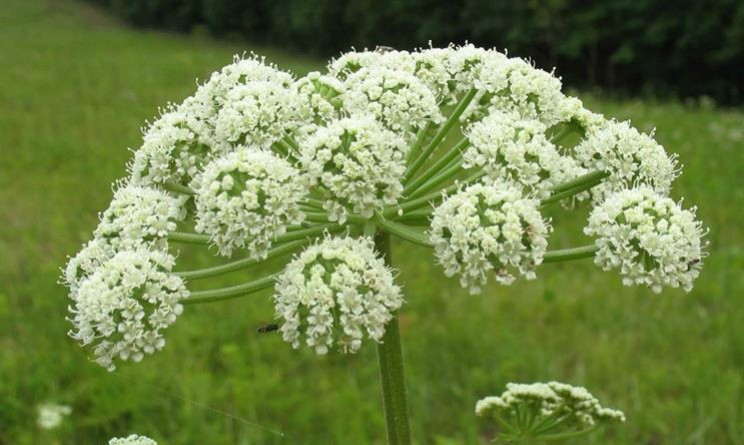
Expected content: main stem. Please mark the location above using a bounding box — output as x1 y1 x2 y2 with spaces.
374 231 412 445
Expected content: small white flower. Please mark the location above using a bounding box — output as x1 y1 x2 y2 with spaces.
37 403 72 430
476 382 625 431
193 148 307 258
342 66 443 137
107 435 157 445
68 248 189 371
464 111 582 198
584 187 706 293
430 180 550 294
574 120 679 202
300 116 408 223
94 184 186 250
274 236 404 354
215 80 308 149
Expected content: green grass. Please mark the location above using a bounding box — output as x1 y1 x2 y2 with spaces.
1 1 743 444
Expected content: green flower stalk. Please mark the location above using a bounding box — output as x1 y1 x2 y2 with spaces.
61 45 707 443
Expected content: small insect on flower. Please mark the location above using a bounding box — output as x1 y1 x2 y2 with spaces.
257 323 280 334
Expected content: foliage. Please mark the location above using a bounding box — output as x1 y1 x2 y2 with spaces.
88 0 744 104
1 1 743 444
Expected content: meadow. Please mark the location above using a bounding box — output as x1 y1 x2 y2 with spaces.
1 0 743 444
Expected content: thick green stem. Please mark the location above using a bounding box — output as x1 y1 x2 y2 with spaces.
404 138 468 195
407 157 464 199
374 232 412 445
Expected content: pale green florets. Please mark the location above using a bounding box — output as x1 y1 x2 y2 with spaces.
342 67 444 137
94 184 186 251
274 236 404 354
62 237 117 294
464 111 583 198
476 382 625 435
294 71 345 124
429 180 550 294
215 81 308 149
107 435 158 445
68 248 189 371
193 148 307 258
584 187 706 293
328 49 416 80
300 116 408 223
575 120 679 202
129 101 219 187
471 56 566 126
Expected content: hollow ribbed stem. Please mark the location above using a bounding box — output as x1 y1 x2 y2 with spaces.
404 89 477 182
404 138 468 195
374 232 412 445
168 231 210 244
174 240 306 280
384 171 485 217
377 218 432 247
407 157 464 199
183 275 275 305
542 245 597 263
405 122 432 162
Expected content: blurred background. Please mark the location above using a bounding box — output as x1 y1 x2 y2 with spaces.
1 0 742 444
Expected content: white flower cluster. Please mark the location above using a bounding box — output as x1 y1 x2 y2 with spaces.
193 148 307 258
585 187 706 293
464 111 582 198
37 403 72 430
476 382 625 429
300 117 408 222
471 56 565 126
294 71 345 125
575 120 679 202
107 435 157 445
94 184 186 251
129 101 218 187
342 67 443 137
429 181 550 294
214 80 307 149
68 249 188 371
274 236 404 354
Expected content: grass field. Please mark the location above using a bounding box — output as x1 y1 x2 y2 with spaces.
1 1 743 444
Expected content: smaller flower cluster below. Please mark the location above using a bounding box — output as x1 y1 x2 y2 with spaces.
476 381 625 441
107 435 157 445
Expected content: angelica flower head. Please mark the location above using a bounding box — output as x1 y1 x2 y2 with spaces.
342 66 444 137
68 248 189 371
294 71 345 125
215 80 308 149
476 382 625 440
575 120 679 202
62 237 116 294
470 56 566 126
464 111 582 198
274 236 404 354
328 49 415 80
300 116 408 223
193 148 307 258
584 187 706 293
129 101 219 187
107 435 157 445
94 184 186 251
430 180 550 294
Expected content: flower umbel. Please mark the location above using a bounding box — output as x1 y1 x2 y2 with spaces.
476 382 625 443
430 180 550 294
585 187 706 293
274 236 404 354
107 435 157 445
68 249 189 371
